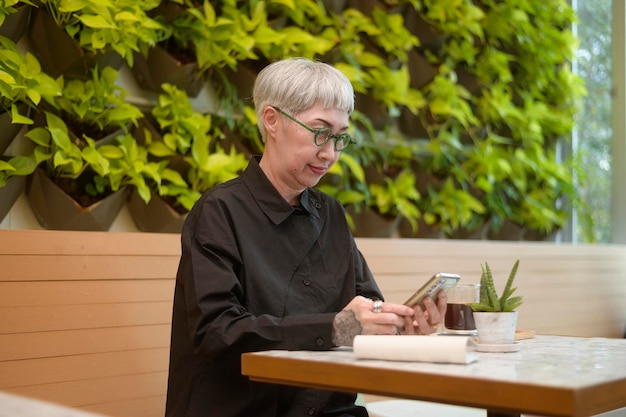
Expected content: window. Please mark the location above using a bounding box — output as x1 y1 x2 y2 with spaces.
572 0 614 242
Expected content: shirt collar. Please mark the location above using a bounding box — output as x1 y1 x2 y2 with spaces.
242 156 322 224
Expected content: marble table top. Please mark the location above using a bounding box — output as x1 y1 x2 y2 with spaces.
242 335 626 417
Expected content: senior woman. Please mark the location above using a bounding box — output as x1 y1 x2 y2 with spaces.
165 57 446 417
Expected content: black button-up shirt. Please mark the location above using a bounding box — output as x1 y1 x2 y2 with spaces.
165 156 382 417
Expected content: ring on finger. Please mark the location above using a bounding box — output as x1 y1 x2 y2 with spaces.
372 299 383 313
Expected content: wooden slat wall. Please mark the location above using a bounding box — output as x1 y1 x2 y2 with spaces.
356 238 626 338
1 230 626 417
0 230 180 417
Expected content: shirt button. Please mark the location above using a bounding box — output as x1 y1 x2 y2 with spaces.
303 279 311 286
308 408 316 415
316 337 324 346
315 202 321 209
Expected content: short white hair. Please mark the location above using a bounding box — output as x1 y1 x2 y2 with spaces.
253 58 354 140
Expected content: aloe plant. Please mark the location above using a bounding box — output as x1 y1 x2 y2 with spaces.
470 259 523 312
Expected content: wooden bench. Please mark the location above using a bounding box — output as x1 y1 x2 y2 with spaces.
1 229 626 417
0 230 179 417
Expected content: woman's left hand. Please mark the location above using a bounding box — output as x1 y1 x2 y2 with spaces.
403 290 447 335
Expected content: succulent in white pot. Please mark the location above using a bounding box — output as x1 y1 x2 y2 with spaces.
470 260 523 345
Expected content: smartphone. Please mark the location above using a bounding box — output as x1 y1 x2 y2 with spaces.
404 272 461 308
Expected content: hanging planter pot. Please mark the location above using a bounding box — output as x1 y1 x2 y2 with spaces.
28 9 123 79
128 188 187 234
403 6 449 56
0 173 26 223
407 49 438 90
0 4 32 43
0 154 36 223
131 45 205 97
147 0 186 22
398 107 428 139
522 228 558 242
347 206 400 238
0 104 29 155
445 221 489 240
129 116 189 234
487 218 525 241
397 217 444 239
220 64 258 102
354 92 392 131
25 168 129 231
321 0 347 14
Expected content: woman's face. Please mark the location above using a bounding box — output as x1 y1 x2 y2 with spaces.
260 102 350 204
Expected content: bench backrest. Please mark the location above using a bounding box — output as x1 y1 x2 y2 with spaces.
1 230 625 417
0 230 179 417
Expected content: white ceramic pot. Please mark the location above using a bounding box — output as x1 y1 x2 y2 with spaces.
473 311 518 344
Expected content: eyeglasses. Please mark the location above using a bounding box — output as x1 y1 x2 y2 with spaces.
272 106 355 152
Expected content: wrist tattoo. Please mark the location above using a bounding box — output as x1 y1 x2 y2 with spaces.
332 309 362 347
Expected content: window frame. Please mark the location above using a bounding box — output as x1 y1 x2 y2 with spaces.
611 0 626 243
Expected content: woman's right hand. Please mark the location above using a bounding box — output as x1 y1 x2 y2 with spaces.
331 296 415 346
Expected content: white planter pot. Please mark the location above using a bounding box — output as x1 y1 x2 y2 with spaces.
473 311 518 345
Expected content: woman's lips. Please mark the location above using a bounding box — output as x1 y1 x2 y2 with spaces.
310 165 328 176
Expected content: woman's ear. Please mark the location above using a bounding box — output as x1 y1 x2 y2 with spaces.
263 106 280 136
